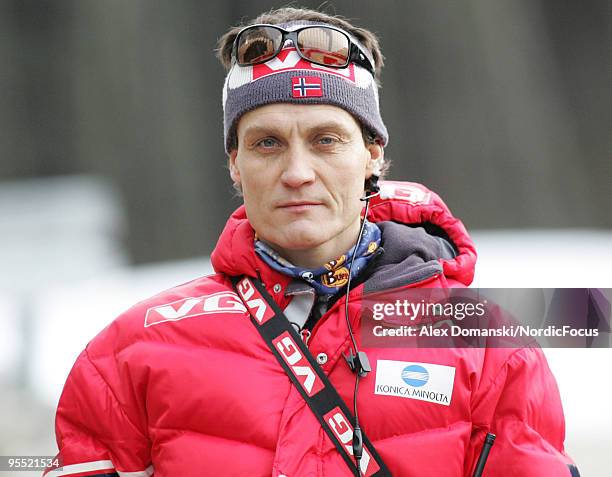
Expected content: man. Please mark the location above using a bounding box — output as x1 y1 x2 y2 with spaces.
46 7 579 477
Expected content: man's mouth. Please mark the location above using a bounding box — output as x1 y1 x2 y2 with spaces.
277 201 323 211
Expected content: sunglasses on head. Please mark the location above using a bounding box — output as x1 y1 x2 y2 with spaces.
232 24 375 76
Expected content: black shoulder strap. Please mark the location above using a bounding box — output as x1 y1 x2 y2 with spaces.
232 275 392 477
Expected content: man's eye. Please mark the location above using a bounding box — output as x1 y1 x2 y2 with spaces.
317 136 337 145
257 138 279 148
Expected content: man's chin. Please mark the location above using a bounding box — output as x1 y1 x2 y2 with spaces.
265 228 329 252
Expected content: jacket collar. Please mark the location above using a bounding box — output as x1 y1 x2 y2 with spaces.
210 181 477 290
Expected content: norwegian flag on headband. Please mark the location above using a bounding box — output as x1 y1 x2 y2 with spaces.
292 76 323 98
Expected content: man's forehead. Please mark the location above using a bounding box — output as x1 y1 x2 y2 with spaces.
238 104 360 135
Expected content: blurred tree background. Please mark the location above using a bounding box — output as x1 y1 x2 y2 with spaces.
1 0 610 264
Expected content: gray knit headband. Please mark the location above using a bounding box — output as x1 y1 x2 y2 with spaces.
222 21 388 157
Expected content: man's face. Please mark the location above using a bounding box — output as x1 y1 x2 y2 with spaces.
229 103 383 266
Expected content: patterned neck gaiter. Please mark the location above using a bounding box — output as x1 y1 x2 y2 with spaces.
255 221 382 295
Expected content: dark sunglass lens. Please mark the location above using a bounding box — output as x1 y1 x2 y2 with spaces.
297 27 350 67
236 26 283 64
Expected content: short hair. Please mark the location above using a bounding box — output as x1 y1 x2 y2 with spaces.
216 7 385 82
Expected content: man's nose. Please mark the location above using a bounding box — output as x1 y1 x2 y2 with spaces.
280 146 316 188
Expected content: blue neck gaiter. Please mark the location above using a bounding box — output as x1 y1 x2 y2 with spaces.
255 220 381 295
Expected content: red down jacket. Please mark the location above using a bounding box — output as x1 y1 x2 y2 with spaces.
47 181 578 477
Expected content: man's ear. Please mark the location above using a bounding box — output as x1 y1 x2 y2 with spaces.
229 150 241 185
365 142 384 179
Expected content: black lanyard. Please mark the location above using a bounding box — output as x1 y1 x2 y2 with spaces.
232 275 392 477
